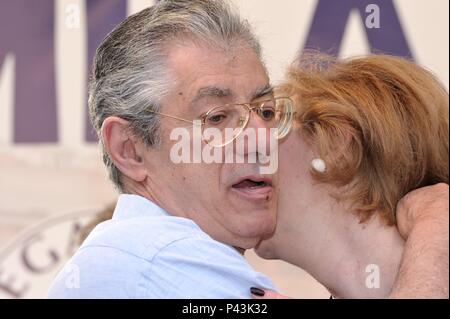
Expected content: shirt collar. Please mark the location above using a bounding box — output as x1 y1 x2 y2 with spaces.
112 194 169 221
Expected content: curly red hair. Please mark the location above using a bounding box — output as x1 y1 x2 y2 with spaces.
280 53 449 224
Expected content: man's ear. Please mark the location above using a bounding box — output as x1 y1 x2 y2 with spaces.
101 116 147 183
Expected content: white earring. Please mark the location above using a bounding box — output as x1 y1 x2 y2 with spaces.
311 158 326 173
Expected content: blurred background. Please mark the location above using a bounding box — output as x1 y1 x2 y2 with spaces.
0 0 448 298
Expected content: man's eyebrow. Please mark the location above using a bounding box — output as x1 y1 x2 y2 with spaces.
191 86 232 104
251 84 273 101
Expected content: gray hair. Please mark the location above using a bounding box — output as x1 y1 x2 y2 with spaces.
88 0 263 192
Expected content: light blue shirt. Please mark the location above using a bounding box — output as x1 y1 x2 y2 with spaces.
47 194 276 298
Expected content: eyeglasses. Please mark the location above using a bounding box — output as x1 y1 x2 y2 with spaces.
146 97 294 147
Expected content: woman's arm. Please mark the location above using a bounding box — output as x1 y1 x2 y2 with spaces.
390 183 449 298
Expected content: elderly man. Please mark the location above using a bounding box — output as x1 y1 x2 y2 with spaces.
48 0 448 298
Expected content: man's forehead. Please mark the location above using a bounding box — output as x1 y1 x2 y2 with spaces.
164 42 271 112
168 43 268 83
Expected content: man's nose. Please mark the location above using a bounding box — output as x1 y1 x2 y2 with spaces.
234 109 272 159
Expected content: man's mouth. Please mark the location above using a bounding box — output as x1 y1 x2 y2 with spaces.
231 176 273 202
